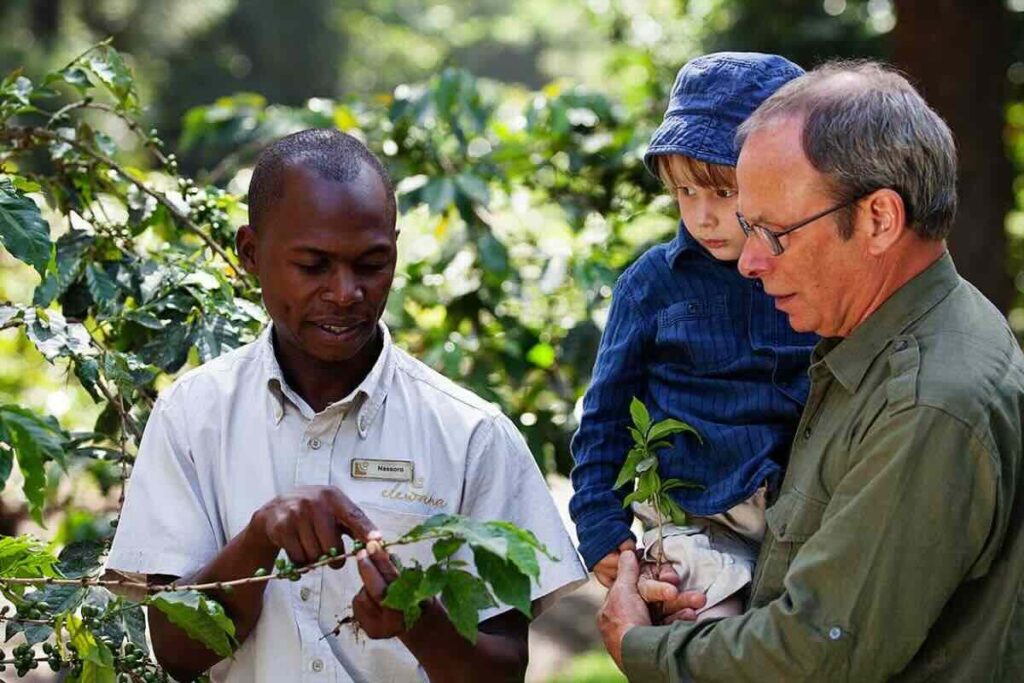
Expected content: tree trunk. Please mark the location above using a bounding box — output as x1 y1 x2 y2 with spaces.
893 0 1014 313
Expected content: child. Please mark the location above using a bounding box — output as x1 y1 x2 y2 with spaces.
569 53 818 619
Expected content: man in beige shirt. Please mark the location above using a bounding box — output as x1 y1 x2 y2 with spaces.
108 128 585 682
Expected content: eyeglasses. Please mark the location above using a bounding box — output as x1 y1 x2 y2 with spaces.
735 194 867 256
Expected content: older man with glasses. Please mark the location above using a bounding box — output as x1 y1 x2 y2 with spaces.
599 60 1024 682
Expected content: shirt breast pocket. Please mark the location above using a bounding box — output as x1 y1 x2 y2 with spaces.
656 295 739 373
750 490 827 607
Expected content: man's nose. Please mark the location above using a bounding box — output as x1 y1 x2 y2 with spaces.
738 234 772 280
322 267 364 305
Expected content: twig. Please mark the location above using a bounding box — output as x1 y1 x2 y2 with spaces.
1 126 237 268
0 615 52 626
0 532 452 593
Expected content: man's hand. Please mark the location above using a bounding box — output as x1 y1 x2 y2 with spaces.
641 563 706 623
637 559 680 604
250 486 379 566
593 539 637 588
352 542 407 639
598 550 653 671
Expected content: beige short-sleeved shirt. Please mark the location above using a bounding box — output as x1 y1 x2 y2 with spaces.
107 323 586 683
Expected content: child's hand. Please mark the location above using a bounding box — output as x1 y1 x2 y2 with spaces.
593 539 636 587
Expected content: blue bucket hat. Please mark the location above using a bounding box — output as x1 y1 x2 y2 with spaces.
643 52 804 178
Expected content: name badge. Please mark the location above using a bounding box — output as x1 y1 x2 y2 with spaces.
351 459 414 482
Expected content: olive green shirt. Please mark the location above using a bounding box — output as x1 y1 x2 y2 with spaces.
623 254 1024 681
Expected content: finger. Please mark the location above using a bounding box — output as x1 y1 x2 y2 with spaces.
295 520 321 564
311 507 339 558
351 590 376 632
618 539 637 552
369 549 400 582
657 563 681 585
615 549 641 586
326 536 347 570
327 489 380 542
595 571 614 588
281 538 306 566
660 590 707 615
356 550 390 605
637 577 679 603
663 608 700 623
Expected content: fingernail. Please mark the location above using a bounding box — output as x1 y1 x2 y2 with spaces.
356 549 367 560
368 530 382 541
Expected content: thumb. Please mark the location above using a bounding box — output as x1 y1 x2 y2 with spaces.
616 548 641 586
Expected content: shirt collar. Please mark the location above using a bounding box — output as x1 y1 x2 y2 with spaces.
260 321 396 438
665 221 732 268
818 252 959 394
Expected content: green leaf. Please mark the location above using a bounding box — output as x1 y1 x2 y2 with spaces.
59 66 94 94
431 537 465 562
648 418 702 445
123 604 149 655
32 229 93 307
635 456 657 474
0 405 68 524
85 263 121 314
141 321 194 371
74 357 102 402
25 308 92 361
663 496 689 526
195 315 241 362
621 472 658 509
477 233 509 274
149 591 237 658
0 179 52 276
484 520 549 581
660 478 704 493
440 569 496 643
58 539 106 579
5 615 53 646
454 173 490 206
84 46 137 110
612 447 645 490
66 614 116 683
422 178 456 214
382 563 426 629
0 446 10 492
0 536 59 595
629 397 651 434
472 548 532 618
525 343 556 369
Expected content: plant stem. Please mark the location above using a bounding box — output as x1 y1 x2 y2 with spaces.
0 532 454 593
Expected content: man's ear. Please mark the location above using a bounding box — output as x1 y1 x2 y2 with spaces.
863 188 906 256
235 225 259 277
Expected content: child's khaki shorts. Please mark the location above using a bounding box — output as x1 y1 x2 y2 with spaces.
634 486 766 614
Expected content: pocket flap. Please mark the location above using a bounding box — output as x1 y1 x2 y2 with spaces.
765 490 826 543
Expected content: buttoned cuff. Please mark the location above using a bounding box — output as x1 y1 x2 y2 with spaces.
622 625 682 683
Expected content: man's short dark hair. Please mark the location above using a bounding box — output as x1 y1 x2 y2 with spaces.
247 128 397 231
737 60 957 241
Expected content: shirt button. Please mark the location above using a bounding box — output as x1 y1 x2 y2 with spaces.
828 626 843 640
311 659 324 672
300 586 312 601
308 438 322 450
803 427 812 439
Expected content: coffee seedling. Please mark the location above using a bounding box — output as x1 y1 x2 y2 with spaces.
614 397 703 569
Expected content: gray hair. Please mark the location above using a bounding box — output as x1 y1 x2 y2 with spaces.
736 60 957 240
